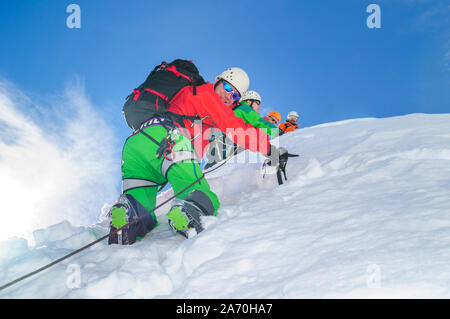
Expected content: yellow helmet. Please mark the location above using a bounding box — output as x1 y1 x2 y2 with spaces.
268 111 281 122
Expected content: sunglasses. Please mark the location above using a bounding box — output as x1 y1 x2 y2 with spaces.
222 81 240 101
248 99 261 106
269 116 279 123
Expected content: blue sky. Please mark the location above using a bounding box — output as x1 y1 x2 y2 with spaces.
0 0 448 141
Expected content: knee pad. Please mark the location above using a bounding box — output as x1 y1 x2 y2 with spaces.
167 190 216 238
183 190 216 216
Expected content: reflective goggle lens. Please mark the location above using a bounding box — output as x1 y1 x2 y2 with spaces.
222 81 240 101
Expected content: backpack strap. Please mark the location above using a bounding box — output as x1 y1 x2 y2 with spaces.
166 112 201 127
192 75 206 96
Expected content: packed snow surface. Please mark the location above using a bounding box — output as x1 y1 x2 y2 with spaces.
1 113 450 298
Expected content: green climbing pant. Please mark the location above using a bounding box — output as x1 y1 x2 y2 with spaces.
120 122 220 233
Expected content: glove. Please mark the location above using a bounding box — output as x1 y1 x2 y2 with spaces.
265 145 288 167
263 146 299 185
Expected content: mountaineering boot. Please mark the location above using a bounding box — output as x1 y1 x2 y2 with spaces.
110 205 127 244
167 198 205 238
108 194 157 245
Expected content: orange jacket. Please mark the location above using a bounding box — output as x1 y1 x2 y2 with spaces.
278 121 299 134
167 82 270 159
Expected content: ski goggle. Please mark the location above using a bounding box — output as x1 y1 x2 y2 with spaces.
222 81 240 101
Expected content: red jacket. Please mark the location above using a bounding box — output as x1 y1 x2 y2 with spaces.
167 82 270 159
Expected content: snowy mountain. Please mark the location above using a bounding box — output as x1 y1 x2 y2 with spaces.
1 113 450 298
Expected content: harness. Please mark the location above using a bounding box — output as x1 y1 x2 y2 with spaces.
122 117 200 193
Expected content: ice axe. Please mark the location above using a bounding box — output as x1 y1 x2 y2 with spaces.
262 151 299 185
276 152 299 185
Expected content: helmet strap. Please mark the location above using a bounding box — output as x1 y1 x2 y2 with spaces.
213 79 222 91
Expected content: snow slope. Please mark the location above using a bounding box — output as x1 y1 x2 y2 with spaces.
1 113 450 298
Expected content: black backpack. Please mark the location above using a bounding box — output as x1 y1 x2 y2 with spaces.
122 59 206 130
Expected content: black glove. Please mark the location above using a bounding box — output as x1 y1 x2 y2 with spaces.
265 145 288 167
263 145 299 185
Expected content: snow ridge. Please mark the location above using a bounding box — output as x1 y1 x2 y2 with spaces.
1 113 450 298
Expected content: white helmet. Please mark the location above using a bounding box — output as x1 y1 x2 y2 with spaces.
216 67 250 96
287 111 299 120
240 90 262 104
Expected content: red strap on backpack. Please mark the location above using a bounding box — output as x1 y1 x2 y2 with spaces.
159 62 168 70
166 65 192 82
131 88 169 102
132 89 141 101
144 88 169 101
